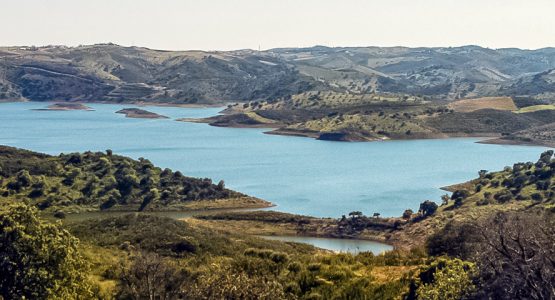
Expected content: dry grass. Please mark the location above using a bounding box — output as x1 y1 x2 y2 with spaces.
371 266 419 284
448 97 517 113
515 104 555 113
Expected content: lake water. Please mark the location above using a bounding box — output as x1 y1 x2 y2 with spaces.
0 101 550 217
259 235 393 254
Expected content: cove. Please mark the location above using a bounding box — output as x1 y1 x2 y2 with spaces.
0 102 549 217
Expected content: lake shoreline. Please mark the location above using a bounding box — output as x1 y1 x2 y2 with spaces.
177 115 550 147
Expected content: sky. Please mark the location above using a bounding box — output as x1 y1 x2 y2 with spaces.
1 0 554 51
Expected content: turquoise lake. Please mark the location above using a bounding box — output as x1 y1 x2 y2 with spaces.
0 101 550 217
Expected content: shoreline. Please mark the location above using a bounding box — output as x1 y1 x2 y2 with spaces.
190 216 398 249
178 115 551 147
477 137 555 148
6 99 551 148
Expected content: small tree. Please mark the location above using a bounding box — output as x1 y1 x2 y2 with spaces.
419 201 438 217
348 211 363 219
217 180 225 191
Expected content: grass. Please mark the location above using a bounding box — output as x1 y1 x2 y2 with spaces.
64 212 423 298
515 104 555 113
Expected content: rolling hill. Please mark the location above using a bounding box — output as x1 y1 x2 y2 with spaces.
2 44 555 104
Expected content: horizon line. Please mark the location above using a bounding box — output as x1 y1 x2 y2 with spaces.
3 42 555 53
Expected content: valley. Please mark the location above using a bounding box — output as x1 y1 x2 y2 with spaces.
1 144 553 299
1 44 554 300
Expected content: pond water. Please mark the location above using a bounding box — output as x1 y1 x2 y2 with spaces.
259 235 393 254
0 101 549 217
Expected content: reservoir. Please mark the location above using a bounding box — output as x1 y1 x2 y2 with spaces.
0 101 549 217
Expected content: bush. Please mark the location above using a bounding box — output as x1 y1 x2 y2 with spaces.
53 211 66 219
0 204 92 298
413 257 476 300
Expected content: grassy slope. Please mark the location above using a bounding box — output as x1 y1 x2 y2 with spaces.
515 104 555 113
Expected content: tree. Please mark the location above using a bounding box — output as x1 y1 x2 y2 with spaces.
348 211 363 219
472 212 555 300
426 212 555 300
419 201 438 217
0 203 92 299
217 180 225 191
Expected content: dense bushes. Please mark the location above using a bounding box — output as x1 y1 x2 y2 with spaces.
451 150 555 209
409 257 476 300
0 146 241 212
0 203 92 299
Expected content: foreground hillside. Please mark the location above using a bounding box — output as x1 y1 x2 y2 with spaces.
0 146 552 299
2 44 555 104
0 146 270 213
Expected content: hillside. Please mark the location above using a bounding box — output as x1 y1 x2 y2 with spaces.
2 44 555 104
0 44 317 104
270 46 555 101
484 122 555 147
195 93 555 143
1 146 552 299
0 146 270 213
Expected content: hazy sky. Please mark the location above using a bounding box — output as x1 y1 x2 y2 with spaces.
2 0 554 50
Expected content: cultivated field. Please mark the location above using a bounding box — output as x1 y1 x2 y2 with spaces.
447 97 517 113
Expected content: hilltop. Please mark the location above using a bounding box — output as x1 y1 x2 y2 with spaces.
2 44 555 104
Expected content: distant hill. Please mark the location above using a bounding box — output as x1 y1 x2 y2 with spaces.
1 44 555 104
270 46 555 101
0 44 318 104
